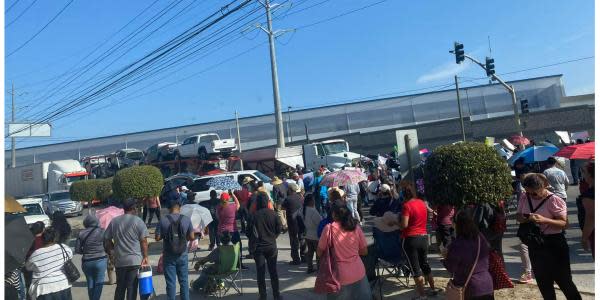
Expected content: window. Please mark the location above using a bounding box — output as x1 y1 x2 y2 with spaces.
322 142 348 155
183 138 192 145
21 204 44 216
200 135 219 143
49 192 70 201
252 171 271 183
316 144 325 156
126 151 144 160
191 178 211 192
66 175 86 184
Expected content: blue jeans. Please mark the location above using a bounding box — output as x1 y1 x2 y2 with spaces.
163 253 189 300
81 257 107 300
326 276 371 300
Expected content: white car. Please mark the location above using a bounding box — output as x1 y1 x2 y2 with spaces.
187 170 273 204
175 133 237 160
16 198 51 227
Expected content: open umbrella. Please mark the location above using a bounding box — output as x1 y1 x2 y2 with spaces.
180 204 213 229
554 142 595 160
320 169 368 187
5 214 35 273
508 145 559 166
95 206 124 229
509 135 530 146
302 172 315 189
206 176 242 191
5 195 26 213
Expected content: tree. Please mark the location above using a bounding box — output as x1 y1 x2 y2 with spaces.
96 178 113 202
423 142 512 208
112 165 163 202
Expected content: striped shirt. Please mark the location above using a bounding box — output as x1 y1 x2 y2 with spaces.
26 244 72 298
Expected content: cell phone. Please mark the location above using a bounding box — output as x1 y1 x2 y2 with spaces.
523 213 531 218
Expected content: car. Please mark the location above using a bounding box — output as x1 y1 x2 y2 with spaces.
145 142 178 163
186 170 273 204
114 148 145 167
160 173 201 204
43 190 83 217
175 133 237 160
16 198 51 227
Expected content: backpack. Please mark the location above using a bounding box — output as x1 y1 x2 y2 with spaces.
166 215 187 255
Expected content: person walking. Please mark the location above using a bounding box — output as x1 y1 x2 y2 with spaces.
580 161 594 258
314 171 328 216
200 190 221 251
104 198 150 300
146 195 162 226
443 208 494 300
75 214 107 300
517 173 581 300
282 182 305 265
433 204 455 251
272 176 287 211
51 211 72 244
317 199 371 299
26 228 73 300
396 180 437 299
155 199 195 300
543 157 570 201
344 182 360 221
303 194 323 274
250 193 283 300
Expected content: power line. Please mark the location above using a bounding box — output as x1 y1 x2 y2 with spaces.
5 0 22 13
5 0 38 28
6 0 75 57
297 0 388 30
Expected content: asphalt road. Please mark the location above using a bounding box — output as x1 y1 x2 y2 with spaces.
63 187 594 299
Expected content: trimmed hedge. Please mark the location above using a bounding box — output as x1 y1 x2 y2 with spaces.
112 165 163 202
423 142 512 208
70 180 99 202
96 178 113 202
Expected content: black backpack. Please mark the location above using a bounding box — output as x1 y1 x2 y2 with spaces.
166 215 187 255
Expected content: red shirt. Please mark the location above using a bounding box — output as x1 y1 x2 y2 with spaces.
401 198 428 238
234 188 252 207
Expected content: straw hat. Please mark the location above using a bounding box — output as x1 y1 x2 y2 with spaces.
288 182 301 193
5 195 26 213
373 211 401 232
242 177 255 185
272 176 283 185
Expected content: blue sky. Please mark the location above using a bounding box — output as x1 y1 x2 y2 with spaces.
4 0 595 149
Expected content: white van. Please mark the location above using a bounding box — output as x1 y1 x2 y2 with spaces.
16 198 51 227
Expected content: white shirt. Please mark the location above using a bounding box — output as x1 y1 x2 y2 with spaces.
26 244 73 299
543 167 569 199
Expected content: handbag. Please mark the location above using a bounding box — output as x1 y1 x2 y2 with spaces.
314 224 341 294
59 244 81 283
488 250 514 290
517 194 552 248
445 235 480 300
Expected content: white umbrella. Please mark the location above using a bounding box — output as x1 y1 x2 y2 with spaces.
180 204 213 229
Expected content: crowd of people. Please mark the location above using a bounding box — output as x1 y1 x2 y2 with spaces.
5 145 595 300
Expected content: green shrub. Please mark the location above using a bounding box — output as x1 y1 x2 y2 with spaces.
70 180 98 202
96 178 113 202
423 142 512 208
112 166 163 202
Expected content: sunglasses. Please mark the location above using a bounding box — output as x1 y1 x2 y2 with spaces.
526 190 543 198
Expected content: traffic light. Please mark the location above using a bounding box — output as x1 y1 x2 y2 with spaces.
485 57 495 77
454 42 464 64
520 99 529 114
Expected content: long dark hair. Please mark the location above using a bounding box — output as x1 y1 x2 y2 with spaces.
256 192 269 210
331 199 356 231
454 208 479 240
399 180 417 200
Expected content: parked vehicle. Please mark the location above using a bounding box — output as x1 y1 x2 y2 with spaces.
145 142 178 163
42 190 83 217
5 159 88 198
82 155 116 179
241 139 362 176
114 148 145 167
175 133 237 159
171 170 272 204
15 198 51 227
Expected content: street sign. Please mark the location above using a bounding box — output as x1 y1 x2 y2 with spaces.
8 123 51 137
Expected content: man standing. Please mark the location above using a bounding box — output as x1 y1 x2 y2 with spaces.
289 173 305 194
155 199 195 300
272 176 287 211
544 157 569 201
282 182 305 265
104 198 149 300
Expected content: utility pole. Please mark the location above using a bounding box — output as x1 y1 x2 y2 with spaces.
235 110 244 171
287 106 292 143
450 44 523 137
11 82 16 168
454 75 466 142
258 0 287 148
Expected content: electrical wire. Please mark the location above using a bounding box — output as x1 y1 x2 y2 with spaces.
5 0 22 13
6 0 75 57
297 0 388 30
5 0 38 28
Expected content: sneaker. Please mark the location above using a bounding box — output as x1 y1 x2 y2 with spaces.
519 272 533 284
241 265 249 270
289 260 301 266
245 254 254 259
306 268 316 274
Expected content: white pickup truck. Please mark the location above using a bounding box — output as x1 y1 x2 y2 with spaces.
175 133 237 159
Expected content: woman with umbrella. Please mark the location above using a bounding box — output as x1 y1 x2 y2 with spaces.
26 228 74 300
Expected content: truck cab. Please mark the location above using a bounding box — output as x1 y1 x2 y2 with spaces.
303 139 361 171
47 160 88 194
